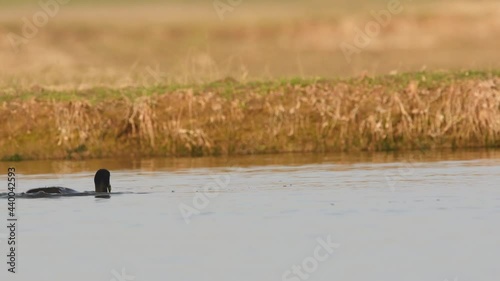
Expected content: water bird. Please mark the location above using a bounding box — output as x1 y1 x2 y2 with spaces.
26 169 111 194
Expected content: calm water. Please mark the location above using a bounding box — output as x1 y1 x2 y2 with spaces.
1 150 500 281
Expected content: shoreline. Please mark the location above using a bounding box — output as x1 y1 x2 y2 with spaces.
1 71 499 161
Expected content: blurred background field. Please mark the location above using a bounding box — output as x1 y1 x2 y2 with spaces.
0 0 499 89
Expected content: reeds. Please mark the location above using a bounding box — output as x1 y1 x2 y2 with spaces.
0 73 499 160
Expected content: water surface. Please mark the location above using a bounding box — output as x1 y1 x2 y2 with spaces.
0 150 499 281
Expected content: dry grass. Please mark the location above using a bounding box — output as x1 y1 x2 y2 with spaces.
1 72 499 160
0 1 499 88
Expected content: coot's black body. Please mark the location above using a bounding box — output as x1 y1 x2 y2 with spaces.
26 169 111 194
26 187 78 194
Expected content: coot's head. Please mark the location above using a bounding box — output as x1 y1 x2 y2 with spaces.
94 169 111 193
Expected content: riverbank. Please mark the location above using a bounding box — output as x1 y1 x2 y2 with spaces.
1 71 499 160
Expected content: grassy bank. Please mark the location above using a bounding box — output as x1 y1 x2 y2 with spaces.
1 71 499 161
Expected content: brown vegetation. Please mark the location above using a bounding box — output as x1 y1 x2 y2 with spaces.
1 73 499 160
